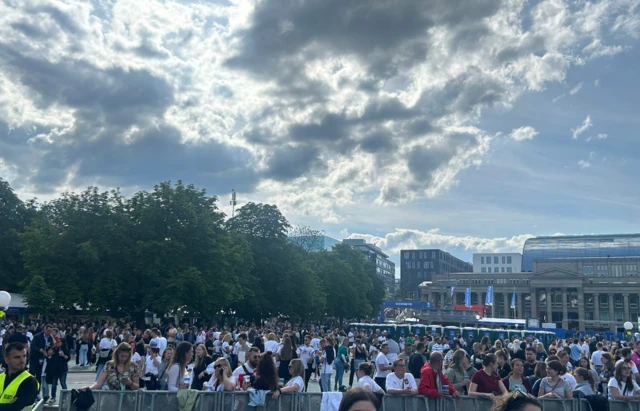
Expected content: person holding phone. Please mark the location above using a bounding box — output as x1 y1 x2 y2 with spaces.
203 358 235 391
81 342 140 391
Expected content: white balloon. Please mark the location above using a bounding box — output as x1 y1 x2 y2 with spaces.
0 291 11 309
624 321 633 331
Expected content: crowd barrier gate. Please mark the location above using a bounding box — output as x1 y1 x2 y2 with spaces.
57 389 636 411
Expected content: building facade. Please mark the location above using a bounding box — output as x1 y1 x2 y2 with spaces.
420 256 640 332
401 249 473 300
473 253 522 274
342 239 396 294
522 234 640 271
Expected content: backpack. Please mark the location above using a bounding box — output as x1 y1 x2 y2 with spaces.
585 394 609 411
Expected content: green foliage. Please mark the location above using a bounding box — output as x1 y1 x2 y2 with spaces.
0 179 389 321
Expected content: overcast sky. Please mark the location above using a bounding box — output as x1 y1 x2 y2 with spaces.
2 0 639 274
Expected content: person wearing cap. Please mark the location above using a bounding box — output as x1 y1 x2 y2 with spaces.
0 342 39 410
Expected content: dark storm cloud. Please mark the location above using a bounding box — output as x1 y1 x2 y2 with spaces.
265 144 322 181
359 132 396 154
289 113 349 143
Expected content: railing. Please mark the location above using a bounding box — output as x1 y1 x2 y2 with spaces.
31 399 45 411
57 390 638 411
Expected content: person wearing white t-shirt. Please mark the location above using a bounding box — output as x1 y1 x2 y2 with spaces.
233 347 260 389
386 358 418 395
143 348 161 390
264 333 279 354
96 331 118 380
608 362 640 401
318 339 335 392
151 328 167 358
348 331 355 345
272 358 305 399
297 336 316 391
356 362 385 393
374 343 393 391
591 342 604 371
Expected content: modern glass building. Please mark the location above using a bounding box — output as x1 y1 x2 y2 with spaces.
522 234 640 271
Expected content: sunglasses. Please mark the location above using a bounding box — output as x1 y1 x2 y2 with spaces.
214 364 224 369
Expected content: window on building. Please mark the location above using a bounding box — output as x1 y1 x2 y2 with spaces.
412 252 415 259
404 252 409 259
631 295 639 310
611 265 623 277
432 252 436 259
615 311 625 322
501 267 505 273
494 256 499 264
597 265 608 277
627 264 638 276
600 311 610 321
615 295 623 309
486 258 491 265
494 267 499 273
502 256 506 264
585 295 594 308
583 265 594 276
481 257 485 264
600 294 608 308
481 267 486 273
507 256 512 264
406 262 411 268
585 311 594 321
507 267 512 273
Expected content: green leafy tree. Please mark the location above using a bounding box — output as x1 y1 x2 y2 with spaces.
20 274 56 317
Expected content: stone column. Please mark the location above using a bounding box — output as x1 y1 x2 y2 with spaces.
491 299 496 318
594 293 600 323
546 288 553 324
531 289 538 320
624 294 630 322
517 293 524 319
561 288 569 329
504 293 511 319
577 291 585 331
441 292 447 310
609 294 615 332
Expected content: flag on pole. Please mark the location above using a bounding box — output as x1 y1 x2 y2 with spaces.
510 290 516 309
485 285 493 306
465 287 471 307
450 285 456 297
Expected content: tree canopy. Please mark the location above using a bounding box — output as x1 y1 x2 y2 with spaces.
0 179 390 322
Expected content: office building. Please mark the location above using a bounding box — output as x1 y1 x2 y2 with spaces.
342 239 396 294
401 249 473 300
522 234 640 271
473 253 522 274
420 255 640 332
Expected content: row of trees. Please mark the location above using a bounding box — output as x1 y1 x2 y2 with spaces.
0 179 385 324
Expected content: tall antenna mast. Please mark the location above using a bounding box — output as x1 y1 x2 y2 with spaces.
230 189 237 217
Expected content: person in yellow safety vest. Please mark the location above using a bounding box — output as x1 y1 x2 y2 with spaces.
0 342 39 410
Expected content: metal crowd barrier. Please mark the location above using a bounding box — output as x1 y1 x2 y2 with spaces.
58 390 637 411
31 399 45 411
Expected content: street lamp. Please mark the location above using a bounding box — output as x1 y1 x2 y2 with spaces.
0 291 11 318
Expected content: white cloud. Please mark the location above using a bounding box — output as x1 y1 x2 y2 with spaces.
569 82 584 95
510 126 539 142
597 133 608 140
552 94 566 103
571 115 593 139
595 79 600 87
347 228 533 256
578 160 592 169
589 151 596 160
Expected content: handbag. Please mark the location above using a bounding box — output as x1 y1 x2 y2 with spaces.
71 389 95 411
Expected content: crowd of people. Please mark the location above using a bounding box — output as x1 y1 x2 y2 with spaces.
2 318 640 411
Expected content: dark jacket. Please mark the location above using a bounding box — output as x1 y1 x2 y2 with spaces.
28 332 50 377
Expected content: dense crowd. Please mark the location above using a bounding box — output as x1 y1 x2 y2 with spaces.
2 318 640 410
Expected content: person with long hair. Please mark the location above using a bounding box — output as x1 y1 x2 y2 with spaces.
191 343 213 391
490 391 542 411
535 343 547 362
253 336 265 353
538 360 572 399
469 353 508 399
277 336 296 382
253 352 279 391
273 358 305 398
445 349 476 395
203 358 235 391
502 359 533 395
577 357 599 386
335 338 349 390
530 362 547 396
608 361 640 401
156 346 174 390
598 352 615 395
480 336 491 353
574 367 596 396
167 342 193 391
337 387 380 411
356 362 385 394
82 342 140 391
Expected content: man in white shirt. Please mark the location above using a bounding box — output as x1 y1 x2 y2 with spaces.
348 330 355 345
297 335 316 391
591 342 604 372
385 358 418 395
151 328 167 358
385 337 400 362
374 343 393 391
432 337 444 354
233 347 260 389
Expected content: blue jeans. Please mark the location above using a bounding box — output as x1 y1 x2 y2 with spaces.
51 372 67 400
79 344 88 366
96 363 105 381
41 376 50 400
320 373 331 392
334 360 344 389
353 359 364 381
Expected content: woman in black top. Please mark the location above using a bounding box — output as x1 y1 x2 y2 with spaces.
277 336 297 382
253 337 265 353
252 352 279 391
191 344 213 391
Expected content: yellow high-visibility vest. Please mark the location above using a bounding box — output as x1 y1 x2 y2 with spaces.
0 370 39 407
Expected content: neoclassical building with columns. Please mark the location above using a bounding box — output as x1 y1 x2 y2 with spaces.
420 256 640 332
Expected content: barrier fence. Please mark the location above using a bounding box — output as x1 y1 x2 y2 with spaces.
57 390 640 411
